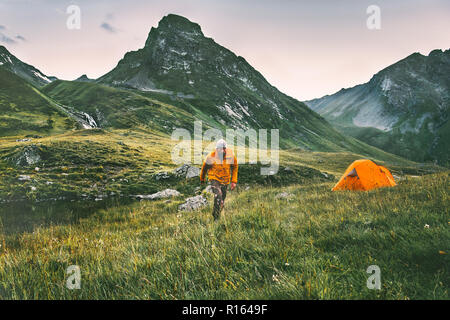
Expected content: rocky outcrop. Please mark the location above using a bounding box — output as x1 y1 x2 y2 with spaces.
136 189 181 200
10 144 41 167
178 195 208 211
173 164 200 179
154 171 171 181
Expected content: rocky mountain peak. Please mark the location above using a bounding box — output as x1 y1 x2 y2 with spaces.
158 14 203 35
144 14 204 48
75 74 93 82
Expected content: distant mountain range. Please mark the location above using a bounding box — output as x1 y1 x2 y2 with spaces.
305 49 449 165
1 14 445 165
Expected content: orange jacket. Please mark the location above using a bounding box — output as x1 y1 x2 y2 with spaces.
200 148 238 185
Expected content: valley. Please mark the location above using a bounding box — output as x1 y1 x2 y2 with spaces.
0 13 448 300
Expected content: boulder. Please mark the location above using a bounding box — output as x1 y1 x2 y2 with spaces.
136 189 181 200
178 195 208 211
154 171 170 181
186 166 200 179
173 164 200 179
10 144 41 167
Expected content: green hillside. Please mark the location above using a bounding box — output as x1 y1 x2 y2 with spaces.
0 168 447 299
0 67 75 137
42 80 196 133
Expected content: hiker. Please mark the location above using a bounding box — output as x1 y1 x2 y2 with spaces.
200 139 238 220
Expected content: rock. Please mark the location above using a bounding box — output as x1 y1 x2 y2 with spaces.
16 138 32 142
154 171 170 180
275 192 293 199
18 175 31 181
136 189 181 200
245 186 250 191
174 164 190 177
46 181 53 185
10 144 41 167
178 195 208 212
35 167 40 172
30 186 37 191
186 166 200 179
173 164 200 179
284 166 293 172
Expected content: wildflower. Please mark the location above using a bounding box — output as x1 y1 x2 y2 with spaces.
424 224 430 228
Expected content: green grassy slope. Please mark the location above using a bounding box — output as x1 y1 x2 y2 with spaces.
0 171 448 299
0 127 437 203
0 67 75 137
41 80 197 133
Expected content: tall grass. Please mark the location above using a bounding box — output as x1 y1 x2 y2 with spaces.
0 173 448 299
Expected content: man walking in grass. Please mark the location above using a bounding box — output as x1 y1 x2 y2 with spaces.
200 139 238 220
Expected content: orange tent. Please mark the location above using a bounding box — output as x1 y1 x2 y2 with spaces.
332 159 396 191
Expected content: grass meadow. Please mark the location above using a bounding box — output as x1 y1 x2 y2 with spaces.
0 170 448 299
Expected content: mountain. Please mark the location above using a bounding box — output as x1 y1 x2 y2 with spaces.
0 67 75 136
95 14 391 155
75 74 93 82
305 49 450 165
0 45 56 87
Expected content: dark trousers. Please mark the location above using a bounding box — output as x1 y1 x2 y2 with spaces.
210 180 228 220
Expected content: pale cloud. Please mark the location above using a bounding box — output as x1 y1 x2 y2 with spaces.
100 22 118 34
0 32 17 44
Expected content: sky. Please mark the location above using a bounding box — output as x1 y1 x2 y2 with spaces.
0 0 449 100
